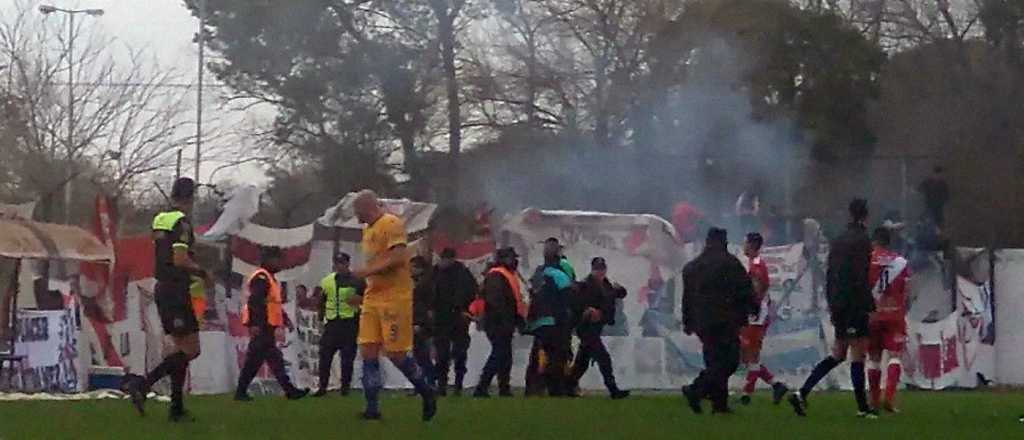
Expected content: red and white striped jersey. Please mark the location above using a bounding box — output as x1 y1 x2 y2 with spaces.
869 247 911 321
747 256 771 326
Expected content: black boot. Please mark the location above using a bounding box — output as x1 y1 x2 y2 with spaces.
453 373 465 396
499 385 513 397
287 388 310 400
234 392 253 402
473 386 491 398
168 407 194 423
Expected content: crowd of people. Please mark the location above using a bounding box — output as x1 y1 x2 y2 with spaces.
123 179 913 424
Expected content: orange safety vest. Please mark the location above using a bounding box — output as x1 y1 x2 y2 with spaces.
488 267 527 319
241 268 284 327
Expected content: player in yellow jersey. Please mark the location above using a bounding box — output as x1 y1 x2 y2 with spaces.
350 190 436 421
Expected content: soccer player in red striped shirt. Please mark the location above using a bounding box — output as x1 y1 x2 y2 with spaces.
739 233 789 405
867 227 912 413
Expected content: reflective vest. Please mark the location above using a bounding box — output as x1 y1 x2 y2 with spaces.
488 267 527 319
241 268 284 327
320 273 358 322
152 210 186 234
189 275 205 300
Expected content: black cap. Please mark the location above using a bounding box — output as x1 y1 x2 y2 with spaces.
333 252 351 264
440 248 457 259
496 247 519 259
591 257 607 270
170 177 195 201
706 227 728 245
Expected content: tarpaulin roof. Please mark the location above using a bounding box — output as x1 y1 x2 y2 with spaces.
0 219 113 261
318 193 437 235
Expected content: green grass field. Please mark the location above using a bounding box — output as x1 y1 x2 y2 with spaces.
1 391 1022 440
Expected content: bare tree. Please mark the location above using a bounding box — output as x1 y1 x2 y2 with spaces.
0 0 198 221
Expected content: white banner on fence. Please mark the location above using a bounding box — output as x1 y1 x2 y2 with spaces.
13 308 80 393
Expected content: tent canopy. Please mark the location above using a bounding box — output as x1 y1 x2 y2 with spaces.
0 219 112 261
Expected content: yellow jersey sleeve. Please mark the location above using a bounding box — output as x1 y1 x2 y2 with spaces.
381 215 408 250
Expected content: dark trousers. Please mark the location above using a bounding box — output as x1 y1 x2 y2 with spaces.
413 329 436 387
526 325 572 396
237 328 296 395
477 332 513 391
318 318 358 391
691 328 740 411
434 318 470 388
571 329 619 392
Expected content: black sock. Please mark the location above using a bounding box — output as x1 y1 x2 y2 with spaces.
170 361 188 412
800 356 840 397
851 361 869 412
145 352 188 391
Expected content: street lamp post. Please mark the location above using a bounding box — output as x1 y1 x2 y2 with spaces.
39 4 104 224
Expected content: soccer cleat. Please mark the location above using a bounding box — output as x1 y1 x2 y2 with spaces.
340 385 351 397
610 390 631 400
122 374 147 417
772 382 790 405
313 389 328 398
437 384 448 397
681 385 703 415
287 388 310 400
422 392 438 422
499 387 514 398
234 393 253 402
168 409 194 423
882 402 900 414
857 409 880 420
740 395 752 406
788 392 807 417
360 411 382 421
473 388 491 398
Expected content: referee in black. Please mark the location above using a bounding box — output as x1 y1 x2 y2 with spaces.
789 199 876 418
124 177 208 422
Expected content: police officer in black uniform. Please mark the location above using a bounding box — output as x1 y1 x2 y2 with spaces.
313 252 364 397
681 228 756 414
431 248 478 396
569 257 630 399
124 177 209 422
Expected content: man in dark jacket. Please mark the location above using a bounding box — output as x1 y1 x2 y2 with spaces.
235 247 309 401
411 256 437 390
681 228 755 414
524 250 575 397
790 199 876 418
569 257 630 399
431 248 479 396
474 247 524 398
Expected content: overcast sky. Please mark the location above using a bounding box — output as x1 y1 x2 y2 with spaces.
18 0 271 185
